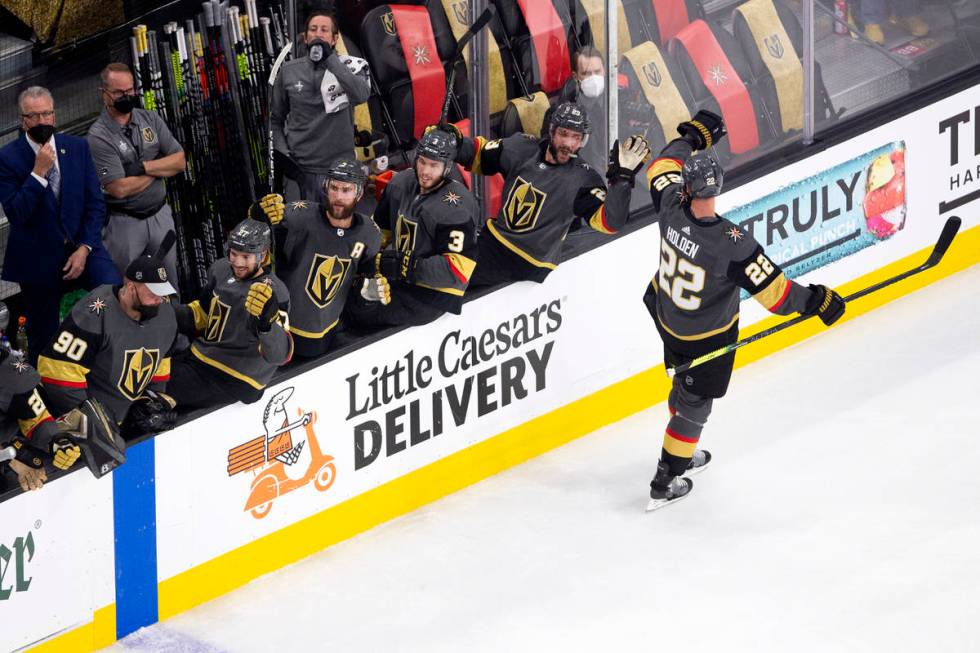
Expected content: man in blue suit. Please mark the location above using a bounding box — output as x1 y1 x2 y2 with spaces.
0 86 121 364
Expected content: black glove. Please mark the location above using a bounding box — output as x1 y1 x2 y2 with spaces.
803 284 845 326
121 391 178 438
677 110 727 150
123 158 146 178
606 135 652 185
11 436 46 470
375 250 412 281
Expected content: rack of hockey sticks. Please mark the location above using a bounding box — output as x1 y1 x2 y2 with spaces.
667 216 964 377
130 0 289 299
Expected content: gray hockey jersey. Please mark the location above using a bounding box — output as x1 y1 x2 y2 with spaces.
646 138 814 341
458 133 631 269
278 202 381 339
38 285 178 422
374 169 479 314
184 259 292 390
0 349 59 449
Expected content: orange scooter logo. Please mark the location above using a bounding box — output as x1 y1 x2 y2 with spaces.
227 387 336 519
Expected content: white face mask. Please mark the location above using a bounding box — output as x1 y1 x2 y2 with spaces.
580 74 604 98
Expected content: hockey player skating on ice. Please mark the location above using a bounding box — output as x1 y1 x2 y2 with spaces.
170 218 293 409
450 101 651 288
345 127 479 327
251 158 381 358
644 110 845 510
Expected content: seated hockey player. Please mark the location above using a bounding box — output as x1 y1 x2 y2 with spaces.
0 302 122 492
170 218 292 410
251 158 381 358
38 240 181 440
450 101 651 288
345 127 479 328
643 109 845 510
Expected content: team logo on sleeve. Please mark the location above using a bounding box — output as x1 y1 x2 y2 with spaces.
118 348 161 401
205 294 232 342
305 254 350 308
142 127 155 143
395 215 418 256
503 176 547 233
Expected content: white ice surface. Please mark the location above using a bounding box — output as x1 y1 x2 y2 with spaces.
106 265 980 653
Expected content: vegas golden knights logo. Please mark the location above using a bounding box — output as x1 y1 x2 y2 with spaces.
451 1 469 25
305 254 350 308
205 295 231 342
382 11 396 36
765 34 784 59
395 215 418 256
118 348 161 401
642 61 662 87
503 176 547 233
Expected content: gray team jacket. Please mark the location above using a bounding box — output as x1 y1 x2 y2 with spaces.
271 53 371 174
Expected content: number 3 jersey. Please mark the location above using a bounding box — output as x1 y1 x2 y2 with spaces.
37 286 178 421
374 169 479 314
645 138 814 343
277 202 381 340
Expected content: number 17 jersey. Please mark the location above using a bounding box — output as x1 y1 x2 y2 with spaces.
645 139 814 342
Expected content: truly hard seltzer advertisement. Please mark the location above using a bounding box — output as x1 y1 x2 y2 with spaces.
727 141 907 280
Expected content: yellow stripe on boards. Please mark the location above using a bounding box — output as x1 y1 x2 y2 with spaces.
30 225 980 647
27 604 115 653
158 225 978 621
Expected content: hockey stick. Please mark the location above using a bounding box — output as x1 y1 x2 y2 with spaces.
267 41 292 193
439 5 496 125
666 216 963 378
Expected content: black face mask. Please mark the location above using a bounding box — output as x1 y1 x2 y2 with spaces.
27 124 55 144
308 39 326 64
112 94 139 115
133 289 160 320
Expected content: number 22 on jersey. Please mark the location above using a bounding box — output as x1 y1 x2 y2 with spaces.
658 240 706 310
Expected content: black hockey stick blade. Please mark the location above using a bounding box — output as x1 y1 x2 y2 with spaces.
454 6 495 58
925 215 961 267
154 230 178 259
666 216 966 378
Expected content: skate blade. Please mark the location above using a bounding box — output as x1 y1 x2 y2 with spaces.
684 461 711 477
645 491 691 512
645 479 693 512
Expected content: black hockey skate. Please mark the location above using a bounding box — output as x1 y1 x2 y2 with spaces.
646 462 693 512
684 449 711 476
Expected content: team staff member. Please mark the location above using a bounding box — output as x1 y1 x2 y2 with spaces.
37 244 180 438
254 158 381 357
170 219 292 409
87 63 186 287
271 9 371 200
0 86 121 364
542 46 610 172
453 102 650 288
643 110 845 510
346 128 478 328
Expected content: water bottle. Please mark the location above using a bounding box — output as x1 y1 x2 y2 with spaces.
834 0 849 35
15 316 28 355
